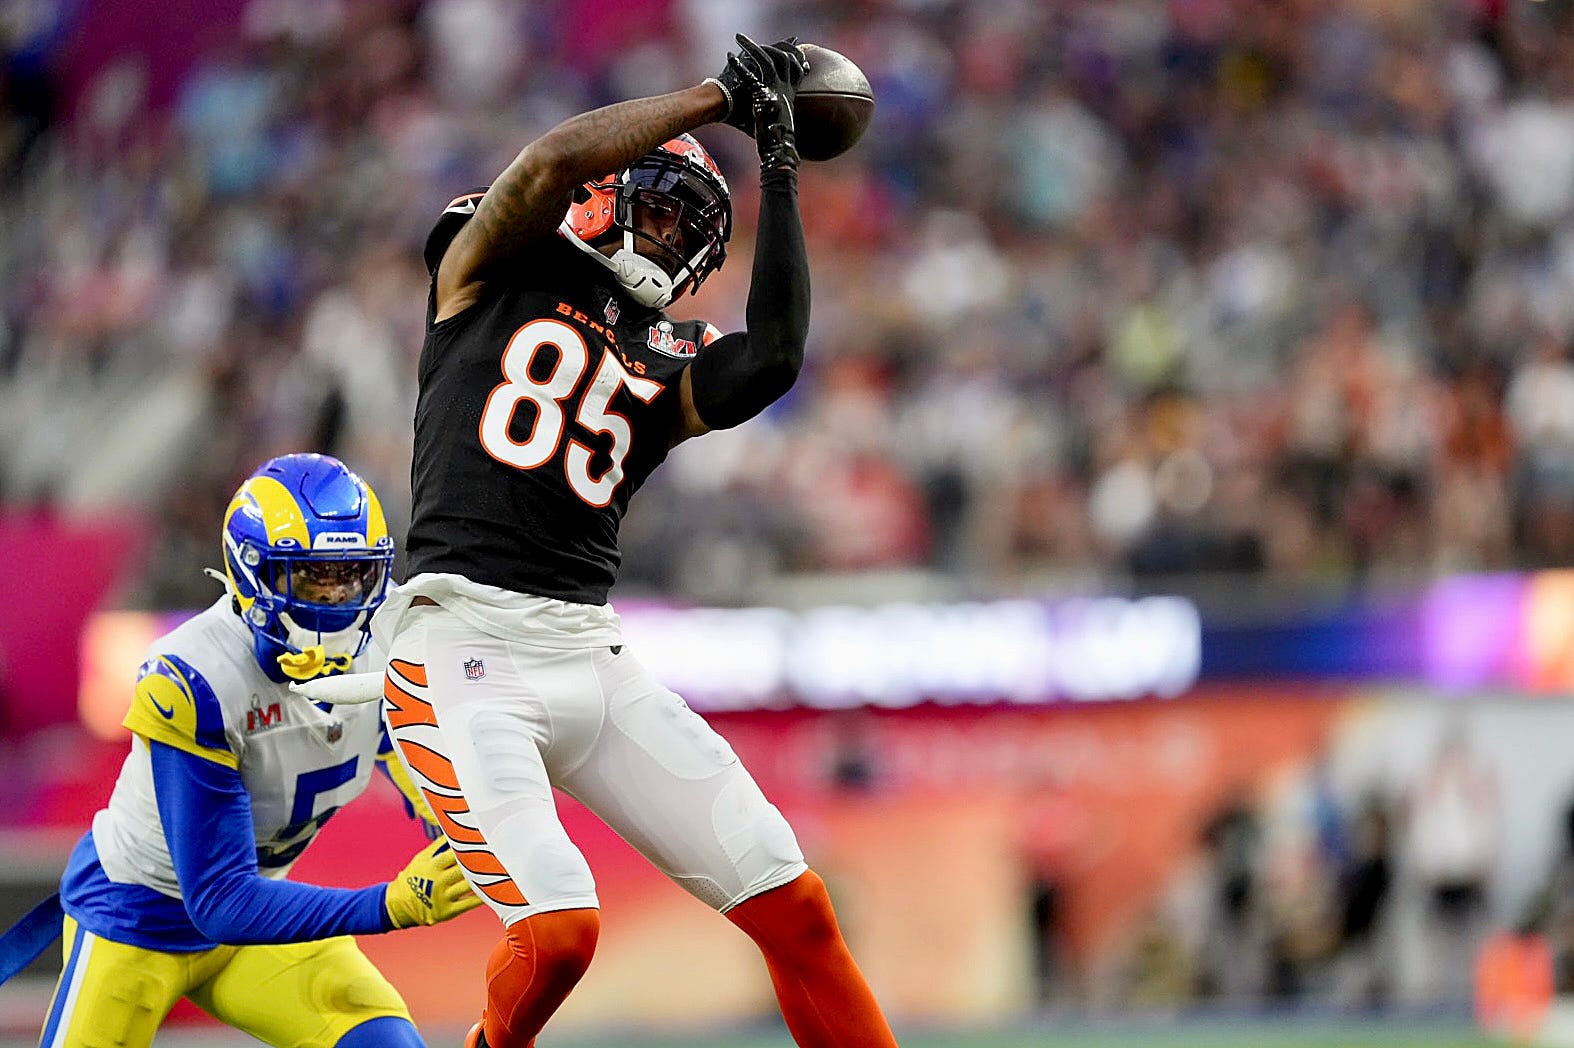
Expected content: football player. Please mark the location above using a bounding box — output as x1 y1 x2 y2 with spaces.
22 454 481 1048
372 33 897 1048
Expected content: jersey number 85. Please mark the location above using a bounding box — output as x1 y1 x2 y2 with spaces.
477 318 665 507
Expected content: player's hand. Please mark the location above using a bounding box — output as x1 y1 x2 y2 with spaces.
707 35 807 160
735 35 807 172
384 839 483 928
707 34 779 134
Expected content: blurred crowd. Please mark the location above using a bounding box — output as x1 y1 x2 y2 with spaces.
1098 727 1503 1011
6 0 1574 606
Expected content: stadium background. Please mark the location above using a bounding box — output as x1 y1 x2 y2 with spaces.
7 0 1574 1045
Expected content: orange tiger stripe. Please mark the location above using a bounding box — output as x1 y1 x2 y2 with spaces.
383 677 438 731
422 788 487 845
454 848 511 877
397 740 460 791
477 878 528 906
389 659 428 687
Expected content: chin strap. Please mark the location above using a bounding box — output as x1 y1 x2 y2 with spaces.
608 248 675 308
558 218 679 308
277 646 355 681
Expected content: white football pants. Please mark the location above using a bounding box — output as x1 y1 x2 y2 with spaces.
380 602 806 925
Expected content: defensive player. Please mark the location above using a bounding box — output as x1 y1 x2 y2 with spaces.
375 34 898 1048
32 454 480 1047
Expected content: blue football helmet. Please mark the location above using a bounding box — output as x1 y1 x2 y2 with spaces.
221 454 394 682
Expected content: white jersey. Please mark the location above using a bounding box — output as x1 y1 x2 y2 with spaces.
92 598 385 900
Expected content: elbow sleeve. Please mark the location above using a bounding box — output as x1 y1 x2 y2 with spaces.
689 333 802 430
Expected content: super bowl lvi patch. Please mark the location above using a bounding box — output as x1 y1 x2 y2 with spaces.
646 320 695 358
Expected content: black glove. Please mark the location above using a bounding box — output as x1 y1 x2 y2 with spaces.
707 35 808 172
735 35 807 172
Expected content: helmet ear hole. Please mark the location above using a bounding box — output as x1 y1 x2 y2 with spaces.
566 181 617 242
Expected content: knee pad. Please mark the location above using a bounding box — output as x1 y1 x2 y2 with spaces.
485 909 601 1046
503 907 600 972
492 908 600 999
728 870 843 956
311 968 408 1014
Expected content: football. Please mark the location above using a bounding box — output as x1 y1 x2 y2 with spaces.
793 44 875 162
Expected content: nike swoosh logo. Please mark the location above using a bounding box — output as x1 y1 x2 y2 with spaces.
149 695 176 719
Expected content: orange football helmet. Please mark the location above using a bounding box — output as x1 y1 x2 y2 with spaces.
559 134 732 309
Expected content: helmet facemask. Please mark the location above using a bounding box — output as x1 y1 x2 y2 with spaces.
273 556 387 651
227 537 392 680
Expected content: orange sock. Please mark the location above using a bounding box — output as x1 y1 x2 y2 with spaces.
480 908 600 1048
726 871 898 1048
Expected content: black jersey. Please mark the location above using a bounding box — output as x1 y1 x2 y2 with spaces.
406 236 715 604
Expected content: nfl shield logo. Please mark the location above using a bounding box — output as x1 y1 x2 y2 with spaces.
325 721 343 743
463 658 486 681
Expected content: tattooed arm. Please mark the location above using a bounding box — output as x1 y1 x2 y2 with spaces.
434 85 727 321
